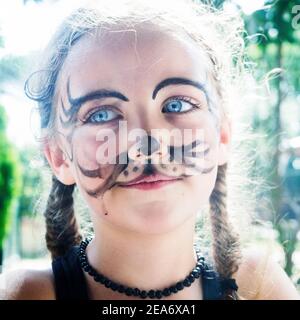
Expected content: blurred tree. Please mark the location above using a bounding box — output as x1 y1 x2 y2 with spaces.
0 56 26 87
200 0 300 278
243 0 300 276
0 106 21 268
0 29 27 91
16 147 44 257
200 0 226 9
17 148 42 218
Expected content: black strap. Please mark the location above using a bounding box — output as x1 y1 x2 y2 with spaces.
201 264 239 300
52 246 236 300
52 246 89 300
201 268 223 300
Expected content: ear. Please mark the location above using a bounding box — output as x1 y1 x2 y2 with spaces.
217 116 232 166
43 140 75 185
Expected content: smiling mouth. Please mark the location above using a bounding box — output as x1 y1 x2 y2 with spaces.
122 173 179 186
118 173 182 190
119 178 182 190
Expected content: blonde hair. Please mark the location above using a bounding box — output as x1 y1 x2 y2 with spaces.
25 0 260 299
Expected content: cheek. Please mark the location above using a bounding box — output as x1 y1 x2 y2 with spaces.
71 125 127 165
187 167 218 205
171 111 220 164
73 127 100 166
170 110 219 141
70 126 117 191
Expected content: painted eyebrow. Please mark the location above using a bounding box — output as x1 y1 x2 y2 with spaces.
62 76 209 121
152 77 208 100
62 78 129 119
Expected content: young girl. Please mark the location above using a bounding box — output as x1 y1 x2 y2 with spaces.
2 0 299 300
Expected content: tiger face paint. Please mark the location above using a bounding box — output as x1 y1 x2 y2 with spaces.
52 27 228 233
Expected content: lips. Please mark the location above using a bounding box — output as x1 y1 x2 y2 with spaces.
121 173 180 186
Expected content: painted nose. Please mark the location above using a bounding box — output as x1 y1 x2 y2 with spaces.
139 135 160 156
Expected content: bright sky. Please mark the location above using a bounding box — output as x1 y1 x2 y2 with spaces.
0 0 89 57
0 0 265 147
0 0 84 147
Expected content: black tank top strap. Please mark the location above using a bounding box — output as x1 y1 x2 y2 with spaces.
201 265 223 300
201 259 239 300
52 245 89 300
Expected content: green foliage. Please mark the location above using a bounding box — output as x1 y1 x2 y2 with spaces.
245 0 300 93
246 0 299 45
0 107 7 131
243 0 300 277
198 0 225 9
283 43 300 94
17 147 43 218
0 56 27 85
0 106 22 250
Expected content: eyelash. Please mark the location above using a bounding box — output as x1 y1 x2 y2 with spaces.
80 95 203 124
80 106 122 124
162 96 203 114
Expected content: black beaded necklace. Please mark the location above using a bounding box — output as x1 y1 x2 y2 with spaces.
78 238 205 299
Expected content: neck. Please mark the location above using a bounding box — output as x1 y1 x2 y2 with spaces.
86 214 202 299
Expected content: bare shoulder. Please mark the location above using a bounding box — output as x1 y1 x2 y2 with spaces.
0 268 55 300
233 247 300 300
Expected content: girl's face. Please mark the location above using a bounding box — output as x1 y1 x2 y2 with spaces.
48 28 230 234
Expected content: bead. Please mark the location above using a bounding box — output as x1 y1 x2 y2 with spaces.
192 271 200 278
188 275 195 283
125 288 133 296
104 279 111 288
140 291 147 299
162 288 171 296
84 266 91 272
176 282 184 290
183 278 191 287
170 286 178 294
93 274 101 282
99 276 106 284
155 291 163 299
197 262 203 269
110 282 118 291
118 285 125 293
148 290 155 298
88 269 96 276
133 288 140 296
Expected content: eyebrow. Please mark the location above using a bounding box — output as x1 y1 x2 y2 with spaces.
62 76 209 121
62 78 129 119
152 77 208 100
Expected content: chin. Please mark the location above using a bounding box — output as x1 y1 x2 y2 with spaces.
115 199 195 235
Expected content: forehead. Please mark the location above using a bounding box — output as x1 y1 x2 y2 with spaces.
58 27 212 96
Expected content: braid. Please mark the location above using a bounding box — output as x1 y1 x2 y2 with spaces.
209 163 242 300
44 175 82 259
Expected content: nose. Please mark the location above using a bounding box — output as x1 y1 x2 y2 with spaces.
128 134 169 163
139 135 160 156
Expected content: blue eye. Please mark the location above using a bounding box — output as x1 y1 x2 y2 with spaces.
86 109 119 124
162 98 197 114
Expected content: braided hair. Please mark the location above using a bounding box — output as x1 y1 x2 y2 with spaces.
209 163 242 299
44 176 82 259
